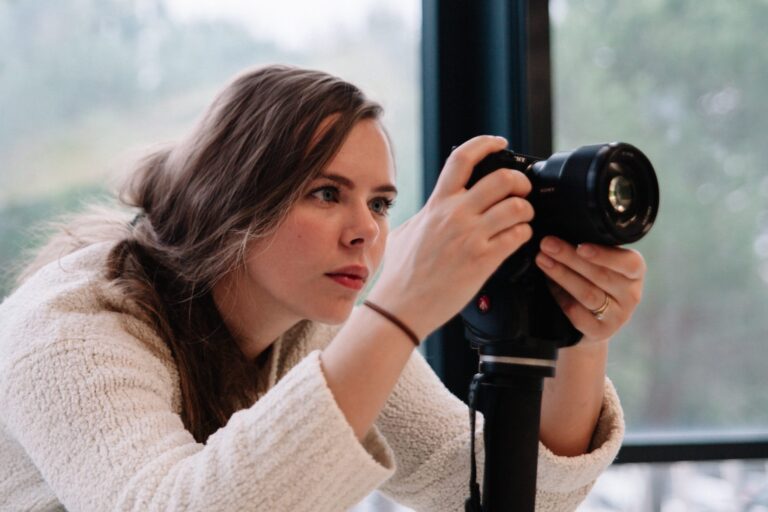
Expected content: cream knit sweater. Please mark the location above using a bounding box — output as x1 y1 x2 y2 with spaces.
0 242 624 511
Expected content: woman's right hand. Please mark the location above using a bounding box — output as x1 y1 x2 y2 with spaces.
366 135 534 339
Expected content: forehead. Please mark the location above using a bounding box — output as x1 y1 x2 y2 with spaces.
324 119 396 184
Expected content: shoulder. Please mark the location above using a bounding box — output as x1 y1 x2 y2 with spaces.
0 241 176 392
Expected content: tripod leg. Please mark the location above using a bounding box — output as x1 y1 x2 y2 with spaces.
481 377 544 512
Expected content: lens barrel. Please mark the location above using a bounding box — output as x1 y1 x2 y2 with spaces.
529 142 658 245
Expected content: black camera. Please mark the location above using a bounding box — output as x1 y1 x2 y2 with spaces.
459 142 659 356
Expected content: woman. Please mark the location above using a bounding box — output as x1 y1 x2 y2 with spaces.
0 65 641 511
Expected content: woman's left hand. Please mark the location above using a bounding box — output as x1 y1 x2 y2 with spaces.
534 235 646 345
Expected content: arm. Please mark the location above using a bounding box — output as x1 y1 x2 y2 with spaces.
319 303 418 440
0 331 394 511
536 236 646 456
541 341 609 457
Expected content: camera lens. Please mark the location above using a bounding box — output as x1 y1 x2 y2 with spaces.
529 142 659 245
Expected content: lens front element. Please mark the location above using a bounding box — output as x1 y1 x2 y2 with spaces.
594 143 659 243
607 173 635 214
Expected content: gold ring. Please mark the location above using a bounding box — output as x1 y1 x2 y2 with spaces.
590 293 611 320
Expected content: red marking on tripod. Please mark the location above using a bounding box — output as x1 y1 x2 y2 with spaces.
478 295 491 313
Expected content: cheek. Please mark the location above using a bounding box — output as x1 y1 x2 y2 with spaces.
288 214 335 249
270 214 336 273
247 217 325 273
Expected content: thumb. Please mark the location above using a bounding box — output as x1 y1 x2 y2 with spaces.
431 135 508 199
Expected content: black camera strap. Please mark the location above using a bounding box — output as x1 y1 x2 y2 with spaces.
465 372 487 512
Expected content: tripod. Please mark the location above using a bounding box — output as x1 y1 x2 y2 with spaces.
465 340 558 511
461 262 580 511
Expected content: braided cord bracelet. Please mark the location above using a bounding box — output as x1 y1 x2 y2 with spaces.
362 300 421 348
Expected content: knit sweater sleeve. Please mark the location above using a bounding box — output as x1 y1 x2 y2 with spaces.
374 350 624 512
0 320 395 511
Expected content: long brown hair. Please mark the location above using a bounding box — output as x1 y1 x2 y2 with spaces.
17 65 383 442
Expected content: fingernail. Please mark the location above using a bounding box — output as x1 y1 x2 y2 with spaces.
577 244 596 258
536 253 555 269
541 237 560 254
495 136 508 145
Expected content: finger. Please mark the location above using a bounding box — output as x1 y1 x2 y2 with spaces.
576 243 646 280
535 250 622 314
539 236 637 300
488 223 533 260
547 282 619 335
464 169 533 214
431 135 508 199
480 195 534 238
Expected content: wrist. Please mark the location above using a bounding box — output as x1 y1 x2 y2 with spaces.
566 337 611 357
362 300 421 347
364 285 433 341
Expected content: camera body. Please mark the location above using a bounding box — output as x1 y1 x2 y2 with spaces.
459 142 659 357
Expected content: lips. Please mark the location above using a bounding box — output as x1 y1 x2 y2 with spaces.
325 265 369 291
325 265 369 282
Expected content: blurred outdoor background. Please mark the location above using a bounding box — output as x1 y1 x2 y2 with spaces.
1 0 766 509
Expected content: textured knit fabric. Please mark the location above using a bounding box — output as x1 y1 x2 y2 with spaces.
0 242 624 511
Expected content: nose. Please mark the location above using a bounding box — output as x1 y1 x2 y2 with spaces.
343 202 381 247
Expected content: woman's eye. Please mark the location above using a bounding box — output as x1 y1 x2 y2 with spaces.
311 186 339 203
370 197 395 216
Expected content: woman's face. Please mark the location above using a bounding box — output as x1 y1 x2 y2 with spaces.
236 118 397 326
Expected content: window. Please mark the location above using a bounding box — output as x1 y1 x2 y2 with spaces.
551 0 768 507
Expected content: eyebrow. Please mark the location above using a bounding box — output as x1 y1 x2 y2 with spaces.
319 173 398 195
